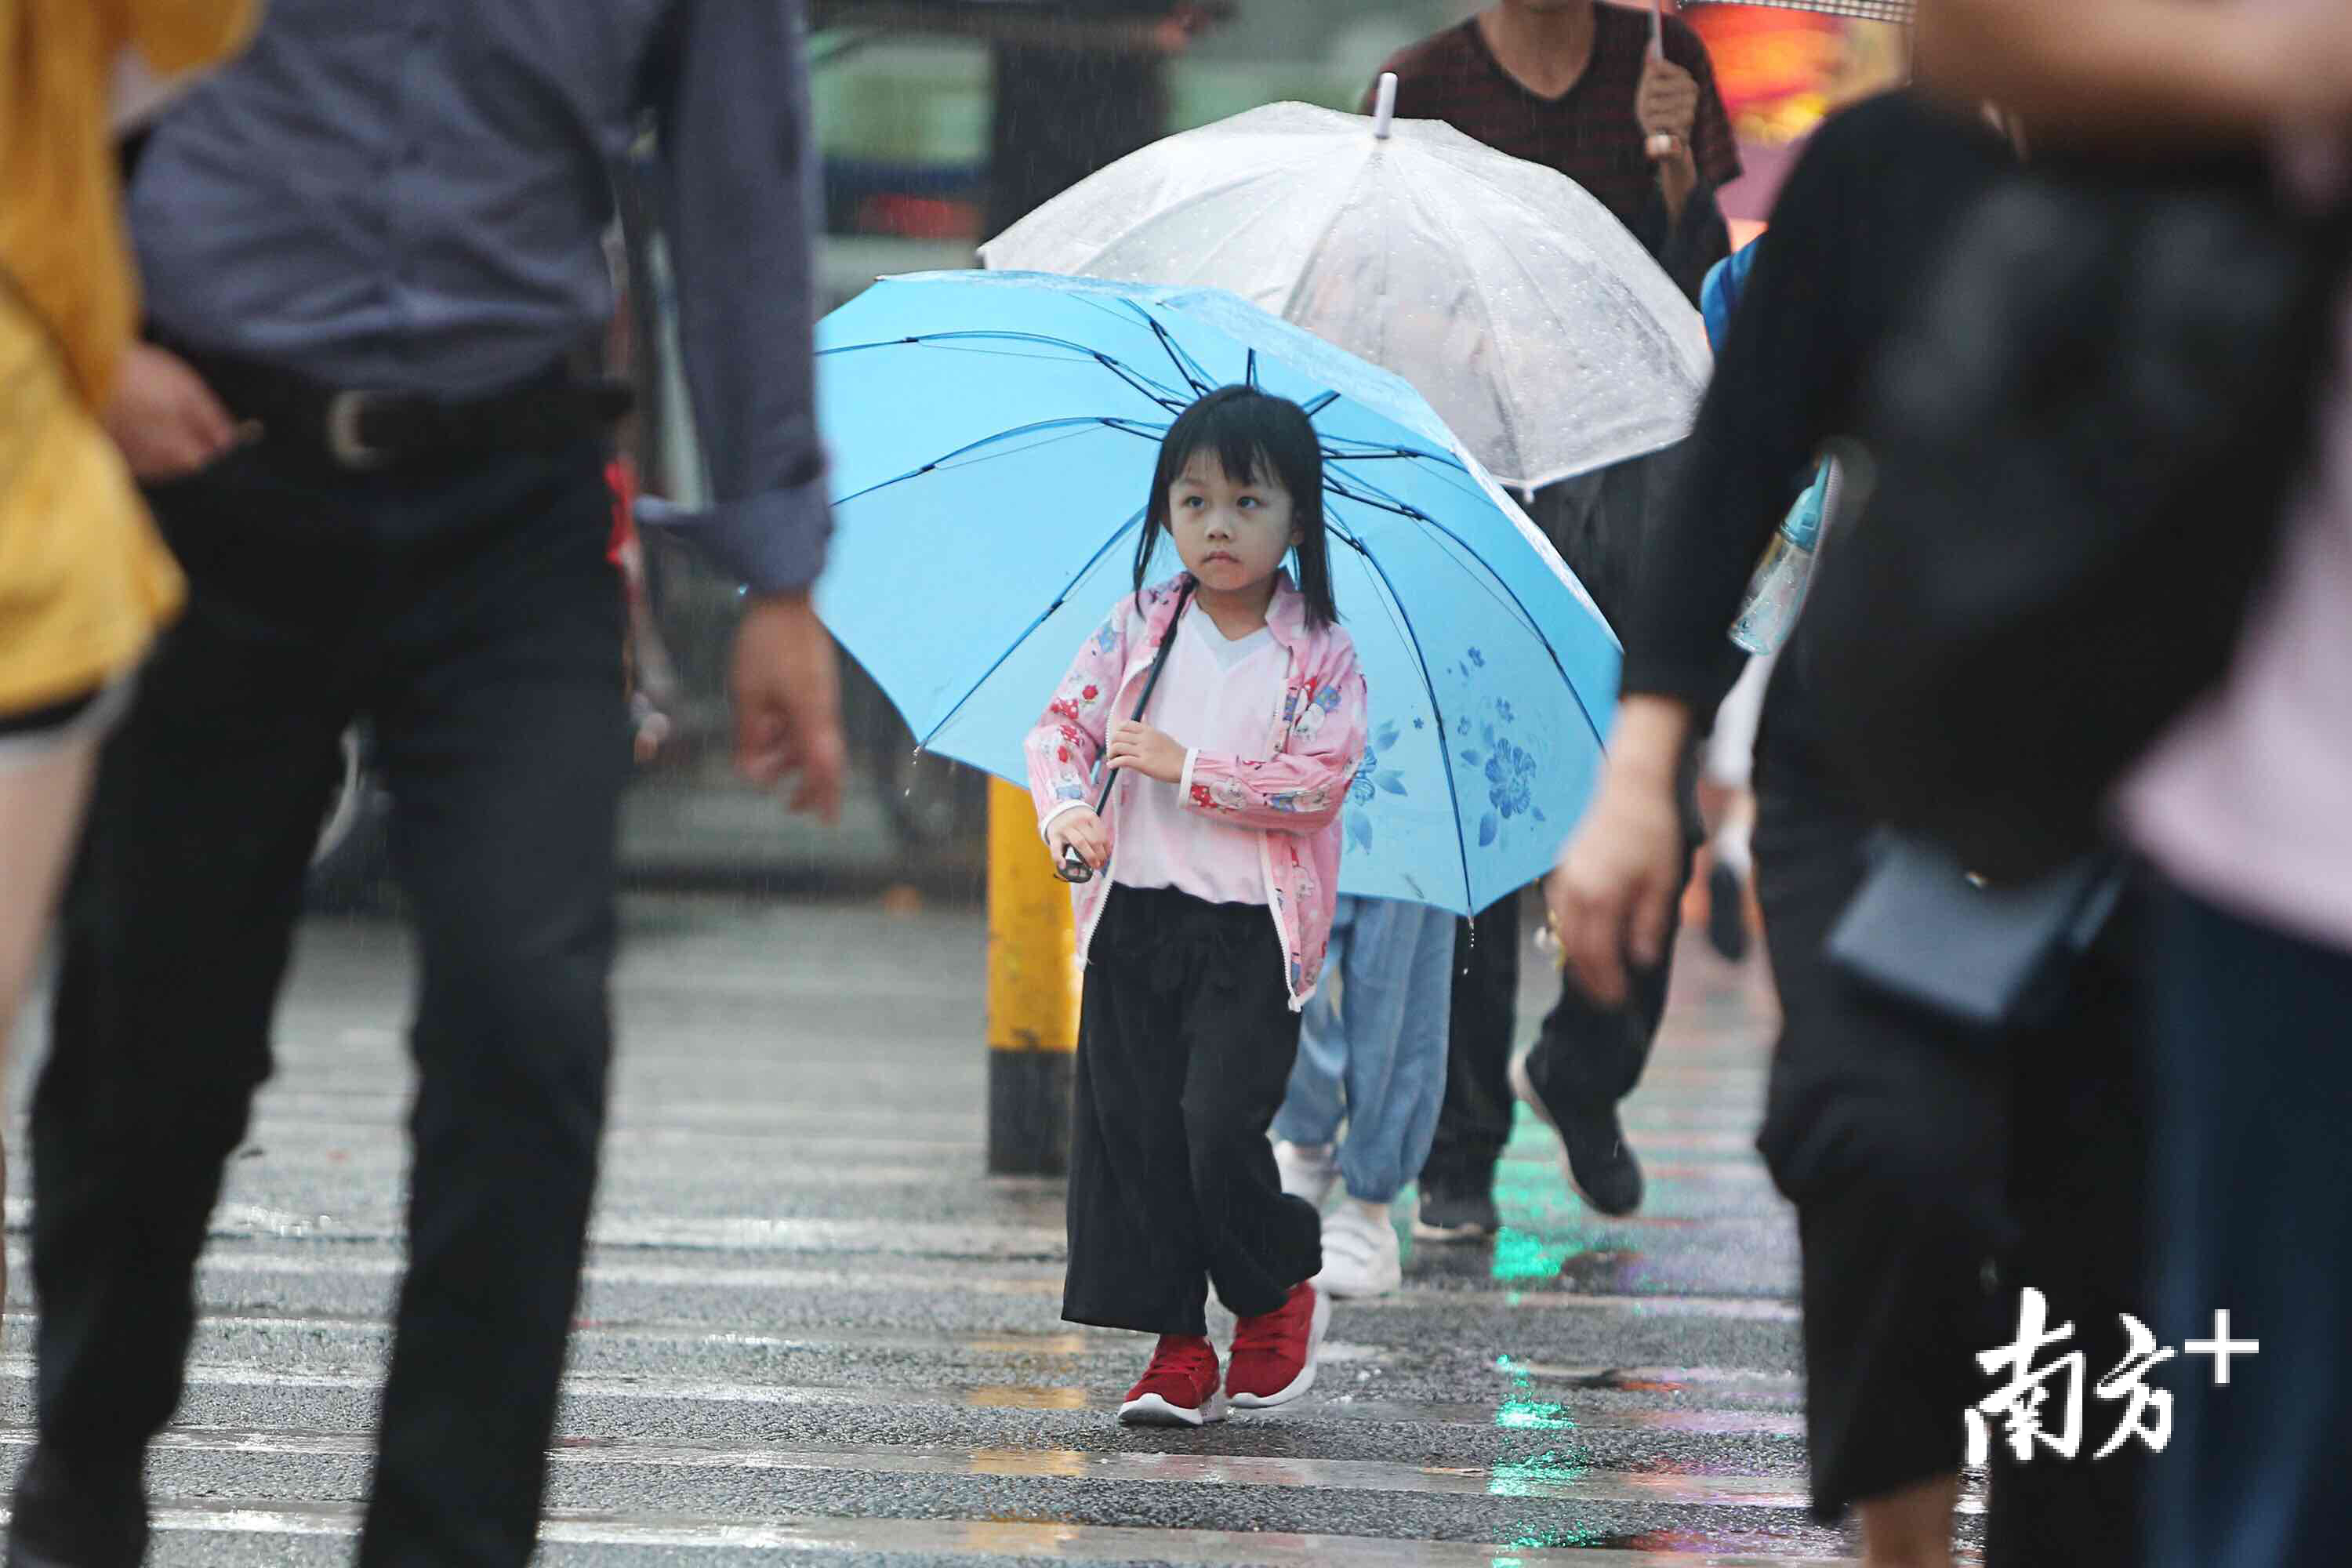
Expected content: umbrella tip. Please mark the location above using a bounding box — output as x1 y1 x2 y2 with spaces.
1372 72 1398 140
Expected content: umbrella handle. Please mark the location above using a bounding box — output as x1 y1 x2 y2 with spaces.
1056 579 1196 887
1372 72 1398 140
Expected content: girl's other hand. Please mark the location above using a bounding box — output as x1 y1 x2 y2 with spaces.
1105 720 1186 784
1048 807 1112 872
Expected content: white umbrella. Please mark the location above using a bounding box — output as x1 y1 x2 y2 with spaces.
979 88 1711 492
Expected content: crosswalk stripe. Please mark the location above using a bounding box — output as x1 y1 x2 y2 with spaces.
0 1348 1810 1412
9 1497 1863 1564
10 1204 1784 1261
0 1351 1804 1434
0 1425 1877 1513
17 1247 1802 1323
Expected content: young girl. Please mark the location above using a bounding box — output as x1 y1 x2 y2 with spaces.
1024 385 1368 1427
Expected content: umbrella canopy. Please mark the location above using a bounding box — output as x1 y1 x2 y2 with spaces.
814 271 1622 915
978 101 1710 492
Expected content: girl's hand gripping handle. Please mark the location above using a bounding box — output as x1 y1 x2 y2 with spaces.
1048 806 1112 884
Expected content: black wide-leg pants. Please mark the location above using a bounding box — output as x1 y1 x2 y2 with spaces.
1062 885 1323 1337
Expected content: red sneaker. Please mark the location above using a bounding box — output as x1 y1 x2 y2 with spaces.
1118 1334 1226 1427
1225 1281 1330 1410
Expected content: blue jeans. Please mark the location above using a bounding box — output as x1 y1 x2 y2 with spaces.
1272 895 1455 1204
2147 885 2352 1568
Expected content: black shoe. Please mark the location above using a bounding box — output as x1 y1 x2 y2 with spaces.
1705 860 1750 963
6 1451 148 1568
1412 1187 1501 1242
1510 1054 1644 1217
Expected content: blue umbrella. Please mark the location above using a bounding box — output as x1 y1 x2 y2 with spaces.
814 270 1620 916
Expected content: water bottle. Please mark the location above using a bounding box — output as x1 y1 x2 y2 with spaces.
1730 458 1836 656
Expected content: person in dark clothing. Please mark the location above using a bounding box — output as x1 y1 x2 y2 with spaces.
984 2 1195 241
1370 0 1740 306
1548 92 2145 1566
9 5 844 1566
1378 0 1740 1240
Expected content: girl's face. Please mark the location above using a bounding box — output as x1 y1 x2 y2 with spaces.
1167 450 1299 599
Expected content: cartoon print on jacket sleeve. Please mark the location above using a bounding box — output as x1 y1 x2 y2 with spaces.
1183 640 1368 837
1024 599 1132 829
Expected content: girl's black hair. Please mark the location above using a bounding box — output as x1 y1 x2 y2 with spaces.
1134 385 1339 629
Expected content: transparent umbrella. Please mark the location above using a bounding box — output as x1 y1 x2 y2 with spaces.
979 89 1711 491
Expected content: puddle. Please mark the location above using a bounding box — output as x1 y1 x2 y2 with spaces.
962 1384 1090 1410
967 1446 1089 1479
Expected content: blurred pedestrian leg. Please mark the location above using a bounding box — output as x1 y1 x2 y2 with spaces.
12 5 843 1561
1749 734 2146 1565
32 441 627 1566
0 723 100 1334
1418 455 1700 1229
1275 895 1454 1296
0 0 252 1377
2142 888 2352 1568
1693 649 1772 962
1415 896 1516 1239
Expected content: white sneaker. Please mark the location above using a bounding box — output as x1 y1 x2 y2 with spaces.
1315 1200 1403 1298
1273 1140 1339 1210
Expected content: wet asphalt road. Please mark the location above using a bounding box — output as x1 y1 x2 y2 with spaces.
3 893 1975 1564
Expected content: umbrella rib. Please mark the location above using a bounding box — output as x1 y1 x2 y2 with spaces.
911 505 1153 759
1345 535 1478 913
1113 301 1215 398
1322 459 1610 755
834 416 1151 509
822 329 1196 410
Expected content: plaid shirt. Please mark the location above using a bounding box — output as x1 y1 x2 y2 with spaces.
1368 7 1742 238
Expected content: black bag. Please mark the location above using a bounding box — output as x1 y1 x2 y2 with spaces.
1828 834 2124 1035
1809 158 2349 883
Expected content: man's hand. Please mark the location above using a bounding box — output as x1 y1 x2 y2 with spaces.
103 342 243 481
1047 805 1112 873
1546 695 1693 1007
730 590 847 822
1636 53 1701 159
1105 720 1186 784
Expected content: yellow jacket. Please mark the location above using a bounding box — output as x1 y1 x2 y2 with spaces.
3 0 256 406
0 0 255 713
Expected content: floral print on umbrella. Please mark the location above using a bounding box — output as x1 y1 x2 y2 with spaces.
1345 720 1410 853
1454 683 1546 851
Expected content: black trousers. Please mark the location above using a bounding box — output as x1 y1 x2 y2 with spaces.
1062 886 1323 1337
1420 456 1703 1200
1751 725 2143 1560
32 437 629 1568
2145 887 2352 1568
1420 804 1696 1200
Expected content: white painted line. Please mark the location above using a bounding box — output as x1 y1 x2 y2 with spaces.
61 1204 1073 1258
0 1351 1805 1436
3 1496 1866 1564
9 1243 1797 1323
1372 1290 1798 1323
0 1425 1902 1515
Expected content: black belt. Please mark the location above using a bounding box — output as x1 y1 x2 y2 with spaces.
170 344 632 473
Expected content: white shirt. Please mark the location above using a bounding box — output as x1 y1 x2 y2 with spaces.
1111 604 1287 906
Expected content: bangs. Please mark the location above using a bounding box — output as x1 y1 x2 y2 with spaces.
1164 408 1280 497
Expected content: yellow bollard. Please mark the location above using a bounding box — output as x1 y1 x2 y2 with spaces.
986 777 1082 1174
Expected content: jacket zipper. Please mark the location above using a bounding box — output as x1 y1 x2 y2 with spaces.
1072 641 1162 967
1260 650 1305 1011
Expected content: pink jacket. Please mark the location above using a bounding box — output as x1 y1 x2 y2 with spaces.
1025 573 1369 1010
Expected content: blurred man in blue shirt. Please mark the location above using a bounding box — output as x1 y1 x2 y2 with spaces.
13 6 843 1564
